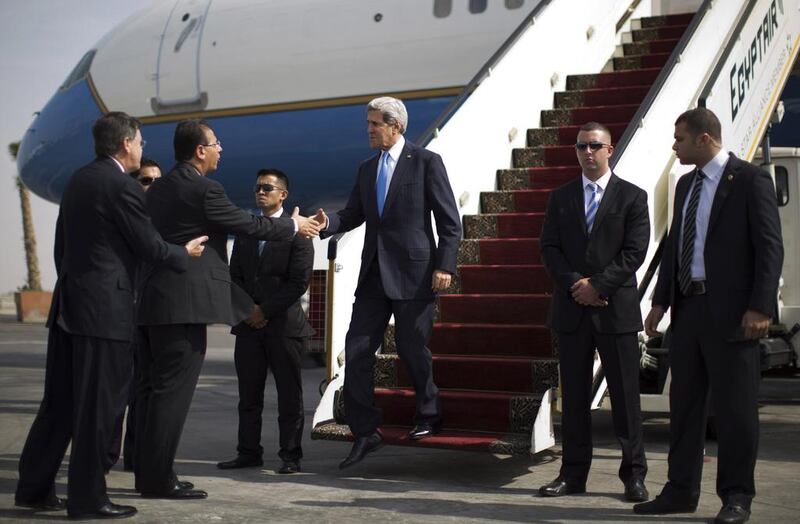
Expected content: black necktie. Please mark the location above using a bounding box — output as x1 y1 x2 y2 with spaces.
678 170 705 295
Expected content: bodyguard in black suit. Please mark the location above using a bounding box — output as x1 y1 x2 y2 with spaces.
635 108 783 524
319 97 462 469
134 120 322 499
216 169 314 474
15 113 206 520
539 122 650 502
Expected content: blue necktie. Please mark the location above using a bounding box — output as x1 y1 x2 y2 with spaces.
258 240 266 256
376 151 390 216
585 183 599 233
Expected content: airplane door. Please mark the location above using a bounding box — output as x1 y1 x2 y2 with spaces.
151 0 211 114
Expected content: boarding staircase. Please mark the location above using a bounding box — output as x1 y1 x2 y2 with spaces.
311 12 696 454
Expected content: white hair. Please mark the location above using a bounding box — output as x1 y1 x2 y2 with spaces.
367 96 408 134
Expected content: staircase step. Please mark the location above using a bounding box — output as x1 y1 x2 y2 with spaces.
458 265 551 294
637 12 694 28
481 189 550 213
623 37 681 55
613 52 671 71
631 24 689 42
376 354 558 394
438 294 550 324
457 238 541 266
567 67 661 90
311 423 534 455
429 322 552 356
527 124 629 147
555 85 650 109
512 145 576 167
376 388 542 433
463 213 544 239
539 104 639 128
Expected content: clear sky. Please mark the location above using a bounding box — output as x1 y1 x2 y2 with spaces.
0 0 153 293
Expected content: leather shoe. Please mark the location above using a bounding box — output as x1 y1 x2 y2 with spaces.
538 477 586 497
408 422 441 440
339 431 384 469
633 494 697 514
278 460 301 474
134 479 193 492
15 495 66 511
217 455 264 469
140 482 207 499
67 502 137 519
714 504 750 524
624 478 649 502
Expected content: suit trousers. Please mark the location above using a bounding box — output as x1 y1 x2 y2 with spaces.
344 262 440 436
663 294 760 508
107 337 138 471
556 313 647 484
16 324 132 513
234 332 304 461
134 323 206 494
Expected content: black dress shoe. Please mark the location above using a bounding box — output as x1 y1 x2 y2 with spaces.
15 495 66 511
408 422 441 440
67 502 137 519
339 431 384 469
633 494 697 514
624 478 649 502
714 504 750 524
140 482 208 499
538 477 586 497
217 455 264 469
134 480 193 492
278 460 301 474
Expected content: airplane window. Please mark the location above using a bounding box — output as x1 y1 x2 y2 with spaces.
60 50 96 91
505 0 524 8
434 0 452 18
469 0 487 14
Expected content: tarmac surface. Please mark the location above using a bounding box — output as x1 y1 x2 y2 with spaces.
0 316 798 523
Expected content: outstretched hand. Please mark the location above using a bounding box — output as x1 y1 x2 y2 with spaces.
292 206 322 239
185 235 208 257
313 208 328 229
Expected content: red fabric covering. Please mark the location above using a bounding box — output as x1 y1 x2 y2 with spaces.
511 189 551 212
429 323 551 357
459 265 551 294
496 213 544 238
438 294 550 324
477 238 541 265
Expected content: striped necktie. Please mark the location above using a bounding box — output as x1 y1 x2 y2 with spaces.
585 182 599 233
376 151 390 216
678 170 706 295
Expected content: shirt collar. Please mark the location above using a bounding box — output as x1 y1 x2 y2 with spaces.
699 149 729 181
259 207 284 218
582 169 612 191
383 135 406 163
108 156 125 173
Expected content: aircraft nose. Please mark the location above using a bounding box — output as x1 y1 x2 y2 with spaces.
17 77 103 203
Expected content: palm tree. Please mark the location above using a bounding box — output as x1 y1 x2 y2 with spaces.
8 142 42 291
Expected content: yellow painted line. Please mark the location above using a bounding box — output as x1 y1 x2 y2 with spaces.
745 33 800 161
86 73 109 114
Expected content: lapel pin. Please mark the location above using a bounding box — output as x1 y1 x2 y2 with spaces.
727 174 733 180
406 154 412 159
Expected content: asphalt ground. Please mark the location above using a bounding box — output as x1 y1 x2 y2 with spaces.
0 316 798 523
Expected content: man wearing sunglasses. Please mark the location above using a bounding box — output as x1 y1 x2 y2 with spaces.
539 121 650 502
217 168 313 475
132 157 161 190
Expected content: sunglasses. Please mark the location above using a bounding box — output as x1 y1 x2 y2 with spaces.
575 141 610 151
254 183 285 194
139 177 156 186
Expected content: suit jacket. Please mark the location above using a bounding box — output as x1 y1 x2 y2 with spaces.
322 140 462 300
540 173 650 334
47 157 188 342
137 162 296 326
230 210 315 338
653 153 783 337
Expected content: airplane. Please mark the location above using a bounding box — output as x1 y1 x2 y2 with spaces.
16 0 534 213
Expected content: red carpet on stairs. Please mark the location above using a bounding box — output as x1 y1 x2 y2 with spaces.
312 12 695 454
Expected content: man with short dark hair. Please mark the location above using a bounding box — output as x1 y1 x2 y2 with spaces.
130 157 161 190
134 120 322 499
538 121 650 502
217 168 314 474
634 107 783 524
15 112 206 520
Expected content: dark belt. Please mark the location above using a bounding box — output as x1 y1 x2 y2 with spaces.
682 280 706 297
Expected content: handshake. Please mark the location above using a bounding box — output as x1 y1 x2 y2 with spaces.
292 207 328 239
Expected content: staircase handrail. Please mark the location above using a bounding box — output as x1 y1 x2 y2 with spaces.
415 0 554 148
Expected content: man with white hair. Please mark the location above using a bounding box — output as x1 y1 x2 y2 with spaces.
319 96 462 469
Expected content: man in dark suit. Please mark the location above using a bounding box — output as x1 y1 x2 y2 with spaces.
634 108 782 524
216 168 314 474
539 121 650 502
134 120 321 499
318 96 462 469
15 112 206 520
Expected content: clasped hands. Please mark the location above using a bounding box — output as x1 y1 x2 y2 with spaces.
570 277 608 307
